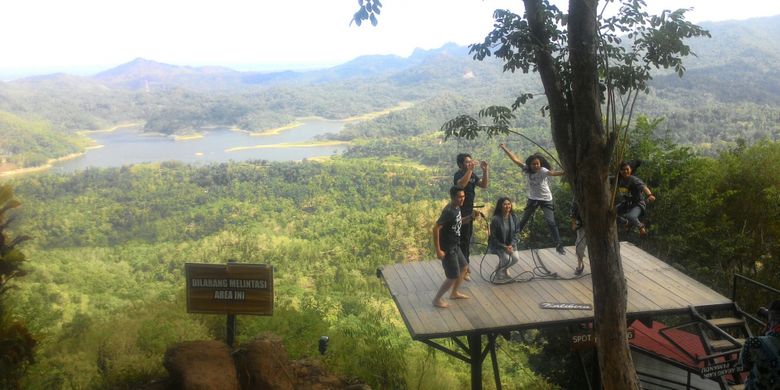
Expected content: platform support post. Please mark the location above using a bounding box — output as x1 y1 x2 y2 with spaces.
489 334 501 390
469 334 482 390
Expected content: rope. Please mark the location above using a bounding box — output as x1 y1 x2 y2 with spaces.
468 139 584 285
471 211 590 285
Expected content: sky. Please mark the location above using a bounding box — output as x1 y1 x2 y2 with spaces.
2 0 779 80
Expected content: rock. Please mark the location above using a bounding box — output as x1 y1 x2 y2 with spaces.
234 335 295 390
162 336 370 390
163 340 240 390
235 335 370 390
290 358 349 390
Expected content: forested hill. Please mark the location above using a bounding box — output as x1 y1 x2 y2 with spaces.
651 14 780 103
636 15 780 146
1 15 779 164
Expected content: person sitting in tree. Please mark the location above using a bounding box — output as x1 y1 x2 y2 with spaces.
615 160 656 237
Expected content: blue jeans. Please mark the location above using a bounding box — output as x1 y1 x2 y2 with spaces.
617 204 644 229
516 199 562 246
493 249 519 274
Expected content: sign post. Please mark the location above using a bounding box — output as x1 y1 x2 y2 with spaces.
185 262 274 346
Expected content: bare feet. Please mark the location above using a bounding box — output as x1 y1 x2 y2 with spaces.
433 299 449 308
463 271 471 281
450 292 470 299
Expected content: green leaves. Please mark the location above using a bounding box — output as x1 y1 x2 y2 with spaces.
469 8 560 75
441 105 515 141
512 93 535 111
463 0 709 137
601 2 709 94
351 0 382 27
0 186 35 389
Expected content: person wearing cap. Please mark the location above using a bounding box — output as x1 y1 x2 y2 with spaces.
739 299 780 389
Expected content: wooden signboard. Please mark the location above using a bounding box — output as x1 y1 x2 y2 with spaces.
185 263 273 315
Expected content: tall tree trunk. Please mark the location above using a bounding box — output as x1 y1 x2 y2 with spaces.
567 1 640 388
578 168 639 389
527 0 641 387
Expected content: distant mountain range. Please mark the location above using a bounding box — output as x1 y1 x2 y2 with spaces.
13 43 475 91
5 14 778 101
1 14 779 152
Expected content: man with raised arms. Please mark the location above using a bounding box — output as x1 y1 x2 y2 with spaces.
453 153 488 280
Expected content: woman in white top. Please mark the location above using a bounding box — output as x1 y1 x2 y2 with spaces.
499 144 566 254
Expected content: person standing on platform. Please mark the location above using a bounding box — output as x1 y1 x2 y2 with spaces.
570 199 586 275
432 186 472 308
488 197 521 282
615 160 656 237
499 144 566 254
739 300 780 389
454 153 488 280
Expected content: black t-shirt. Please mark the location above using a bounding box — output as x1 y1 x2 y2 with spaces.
617 175 647 209
436 204 462 250
453 170 480 215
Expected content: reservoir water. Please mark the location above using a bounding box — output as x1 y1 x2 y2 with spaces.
52 119 347 172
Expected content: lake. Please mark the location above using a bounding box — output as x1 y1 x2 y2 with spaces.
52 118 348 172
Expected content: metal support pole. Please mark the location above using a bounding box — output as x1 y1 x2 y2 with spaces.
592 349 601 390
469 334 482 390
226 314 236 347
576 350 594 390
488 334 502 390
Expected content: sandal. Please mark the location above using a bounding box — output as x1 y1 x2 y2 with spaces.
574 263 584 276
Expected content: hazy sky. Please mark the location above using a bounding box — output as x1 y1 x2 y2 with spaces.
2 0 779 79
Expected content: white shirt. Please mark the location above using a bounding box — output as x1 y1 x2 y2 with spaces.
526 167 552 201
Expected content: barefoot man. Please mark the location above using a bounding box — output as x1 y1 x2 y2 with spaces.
432 186 471 308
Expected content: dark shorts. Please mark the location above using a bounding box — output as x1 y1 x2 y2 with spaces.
442 246 467 279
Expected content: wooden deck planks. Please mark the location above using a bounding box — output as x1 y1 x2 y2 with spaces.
379 242 732 340
491 284 534 324
620 246 725 305
393 294 425 337
379 265 409 296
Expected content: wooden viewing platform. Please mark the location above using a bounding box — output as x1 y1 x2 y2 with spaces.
378 242 732 341
377 242 736 390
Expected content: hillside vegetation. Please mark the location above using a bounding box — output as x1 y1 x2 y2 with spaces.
0 111 90 169
5 124 780 388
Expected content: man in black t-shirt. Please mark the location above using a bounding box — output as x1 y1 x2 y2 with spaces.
453 153 488 280
432 186 472 308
